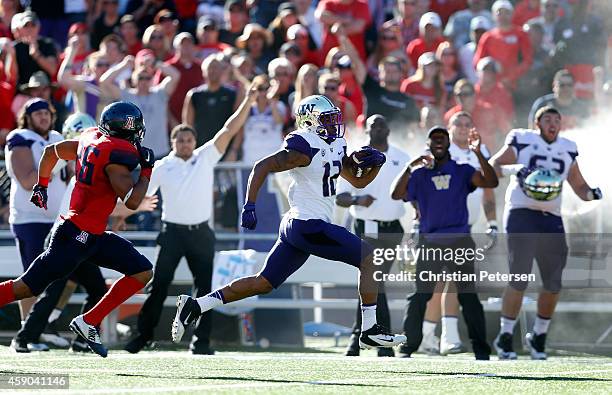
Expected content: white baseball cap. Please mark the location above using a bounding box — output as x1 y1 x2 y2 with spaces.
471 16 492 31
287 24 308 40
418 52 437 68
492 0 514 14
419 12 442 33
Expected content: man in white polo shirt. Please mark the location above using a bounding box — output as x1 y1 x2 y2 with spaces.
336 114 410 357
124 85 257 355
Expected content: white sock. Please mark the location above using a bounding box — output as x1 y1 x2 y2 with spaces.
441 316 460 344
48 308 62 324
422 320 437 337
500 316 516 335
361 303 377 331
196 290 225 312
533 315 551 335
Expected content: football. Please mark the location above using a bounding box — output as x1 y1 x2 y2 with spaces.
350 150 374 178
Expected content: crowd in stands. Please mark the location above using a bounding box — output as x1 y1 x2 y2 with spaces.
0 0 610 225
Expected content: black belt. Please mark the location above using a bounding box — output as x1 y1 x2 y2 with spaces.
355 219 400 228
163 221 208 231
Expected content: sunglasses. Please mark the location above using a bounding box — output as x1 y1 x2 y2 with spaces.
257 85 269 91
324 85 338 91
274 71 290 77
95 62 110 68
558 82 574 88
457 91 475 97
150 35 164 40
138 75 152 81
382 35 396 41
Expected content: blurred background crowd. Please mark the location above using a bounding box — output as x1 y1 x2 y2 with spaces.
0 0 610 228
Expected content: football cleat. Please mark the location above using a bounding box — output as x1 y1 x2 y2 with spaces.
418 333 440 355
494 332 517 360
69 315 107 358
172 295 201 343
27 342 50 352
10 338 29 353
40 331 70 348
344 334 360 356
440 340 465 356
70 339 92 353
525 332 547 360
359 324 407 349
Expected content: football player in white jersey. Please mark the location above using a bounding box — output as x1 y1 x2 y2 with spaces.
489 106 602 360
172 95 407 349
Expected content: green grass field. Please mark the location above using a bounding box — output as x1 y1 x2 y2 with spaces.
1 341 611 394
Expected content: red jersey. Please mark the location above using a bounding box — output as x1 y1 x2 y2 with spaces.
317 0 371 61
473 27 532 85
66 129 140 234
406 36 446 70
401 78 436 108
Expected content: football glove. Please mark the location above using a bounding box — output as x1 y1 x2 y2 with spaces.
241 202 257 230
30 184 48 210
589 187 603 201
136 142 155 179
352 146 386 169
484 221 498 250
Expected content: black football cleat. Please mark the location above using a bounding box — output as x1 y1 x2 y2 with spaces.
359 324 407 349
493 332 517 360
525 332 547 360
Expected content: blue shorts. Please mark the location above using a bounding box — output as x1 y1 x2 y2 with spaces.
11 222 54 271
504 208 568 292
259 216 372 288
20 220 152 296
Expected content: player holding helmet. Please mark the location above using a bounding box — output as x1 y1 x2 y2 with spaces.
0 101 156 358
489 106 602 360
172 95 407 350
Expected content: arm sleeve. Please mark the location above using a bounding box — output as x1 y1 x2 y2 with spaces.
109 149 140 171
6 133 33 150
283 134 317 159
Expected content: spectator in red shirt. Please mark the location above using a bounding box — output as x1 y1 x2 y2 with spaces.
119 15 143 56
157 32 204 130
475 57 514 128
390 0 420 45
196 16 230 60
444 79 505 149
429 0 468 25
315 0 371 61
401 52 444 110
474 0 533 90
406 12 446 70
59 23 92 76
367 21 405 81
512 0 541 27
287 24 322 67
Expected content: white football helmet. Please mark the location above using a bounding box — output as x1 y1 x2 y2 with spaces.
62 112 96 139
521 168 563 201
295 95 344 140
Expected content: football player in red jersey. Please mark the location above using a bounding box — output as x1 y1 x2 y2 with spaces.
0 101 156 358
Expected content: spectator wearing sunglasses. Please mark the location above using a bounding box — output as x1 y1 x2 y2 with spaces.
318 72 357 125
196 16 231 60
143 24 173 62
367 22 405 82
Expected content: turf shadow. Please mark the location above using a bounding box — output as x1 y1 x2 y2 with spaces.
415 371 612 382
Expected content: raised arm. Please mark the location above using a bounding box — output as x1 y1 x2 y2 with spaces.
57 37 86 91
100 56 133 100
390 155 432 201
182 89 195 126
489 143 518 178
468 130 498 188
211 83 258 154
157 62 180 96
333 24 367 85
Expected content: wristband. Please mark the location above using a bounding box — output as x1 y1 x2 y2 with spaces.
38 176 49 187
140 167 152 180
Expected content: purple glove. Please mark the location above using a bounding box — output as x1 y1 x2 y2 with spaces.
352 146 386 169
241 202 257 230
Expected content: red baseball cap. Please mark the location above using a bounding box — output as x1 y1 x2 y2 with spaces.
69 22 88 36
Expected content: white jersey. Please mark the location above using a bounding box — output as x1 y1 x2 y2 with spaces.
337 145 410 221
57 176 76 222
242 103 286 165
5 129 67 224
284 130 347 222
504 129 578 216
449 143 490 226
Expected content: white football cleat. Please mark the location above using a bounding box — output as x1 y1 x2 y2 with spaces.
69 315 107 358
440 340 465 356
